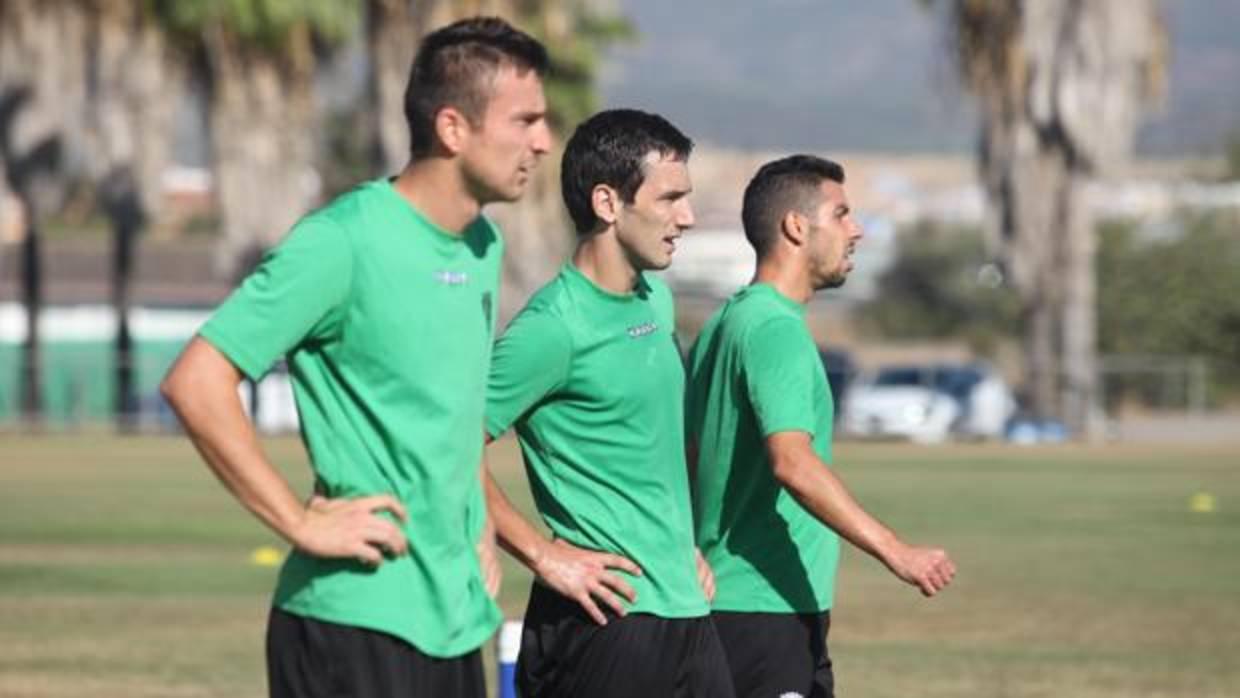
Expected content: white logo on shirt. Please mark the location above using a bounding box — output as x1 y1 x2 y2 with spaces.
433 270 469 285
777 693 805 698
626 322 657 338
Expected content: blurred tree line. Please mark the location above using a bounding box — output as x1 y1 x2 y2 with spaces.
0 0 632 429
864 214 1240 407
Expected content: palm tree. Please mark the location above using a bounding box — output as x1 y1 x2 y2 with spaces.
0 0 89 425
153 0 360 280
82 2 181 431
942 0 1166 438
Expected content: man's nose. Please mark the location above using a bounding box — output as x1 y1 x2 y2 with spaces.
532 122 553 154
678 201 696 229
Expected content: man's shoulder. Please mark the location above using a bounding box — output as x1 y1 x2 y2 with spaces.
524 269 572 310
506 273 575 337
317 179 386 216
712 290 786 333
707 299 806 367
280 181 380 244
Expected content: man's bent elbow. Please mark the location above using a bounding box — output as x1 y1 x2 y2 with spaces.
770 453 806 491
159 364 186 410
160 337 234 414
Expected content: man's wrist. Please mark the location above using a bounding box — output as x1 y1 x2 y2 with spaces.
276 500 312 550
870 530 904 568
527 536 552 574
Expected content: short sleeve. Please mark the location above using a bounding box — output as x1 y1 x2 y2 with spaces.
743 316 819 437
199 215 353 380
485 309 573 438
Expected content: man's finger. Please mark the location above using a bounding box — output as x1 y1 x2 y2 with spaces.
363 520 408 555
599 572 637 603
357 494 408 522
602 554 642 577
935 568 953 589
577 594 608 626
591 584 627 618
701 573 716 602
697 560 714 587
352 543 384 567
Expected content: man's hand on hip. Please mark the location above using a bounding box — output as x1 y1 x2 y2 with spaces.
533 539 642 626
290 494 409 566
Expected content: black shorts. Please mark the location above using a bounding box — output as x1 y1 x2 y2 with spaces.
712 610 834 698
517 582 735 698
266 607 485 698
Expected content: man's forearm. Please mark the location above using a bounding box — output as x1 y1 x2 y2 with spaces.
773 449 900 565
483 469 550 572
162 339 307 542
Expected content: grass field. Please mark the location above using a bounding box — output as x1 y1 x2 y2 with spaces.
1 434 1238 697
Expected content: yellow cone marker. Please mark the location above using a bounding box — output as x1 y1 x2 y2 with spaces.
250 545 285 567
1189 492 1217 514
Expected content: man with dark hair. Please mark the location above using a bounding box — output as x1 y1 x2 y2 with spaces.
160 17 552 698
483 108 734 697
687 154 957 698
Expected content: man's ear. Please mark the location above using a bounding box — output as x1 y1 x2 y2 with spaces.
591 184 622 227
780 210 809 247
434 106 471 156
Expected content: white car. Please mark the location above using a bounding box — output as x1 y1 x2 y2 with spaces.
841 364 1015 443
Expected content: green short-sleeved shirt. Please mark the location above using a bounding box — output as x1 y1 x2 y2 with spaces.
199 179 503 657
685 283 840 613
485 264 709 618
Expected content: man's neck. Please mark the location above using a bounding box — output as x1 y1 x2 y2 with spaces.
572 229 640 295
391 159 482 235
752 255 813 305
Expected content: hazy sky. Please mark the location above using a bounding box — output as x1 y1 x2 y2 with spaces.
599 0 1240 155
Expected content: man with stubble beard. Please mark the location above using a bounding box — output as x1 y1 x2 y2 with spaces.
483 109 734 698
686 155 957 698
161 17 552 698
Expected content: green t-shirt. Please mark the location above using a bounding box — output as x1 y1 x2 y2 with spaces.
685 283 840 613
485 264 709 618
199 179 503 657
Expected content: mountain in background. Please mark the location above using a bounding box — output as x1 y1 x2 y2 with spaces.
599 0 1240 156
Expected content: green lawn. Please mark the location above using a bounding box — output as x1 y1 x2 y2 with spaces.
1 434 1237 697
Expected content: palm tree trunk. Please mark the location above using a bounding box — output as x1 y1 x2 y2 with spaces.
203 22 319 280
1058 171 1099 438
957 0 1164 438
0 0 89 426
87 2 177 431
367 0 424 174
110 197 138 429
18 193 42 421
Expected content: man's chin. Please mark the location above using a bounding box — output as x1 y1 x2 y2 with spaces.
649 254 674 271
494 185 527 203
474 179 529 205
821 275 848 290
